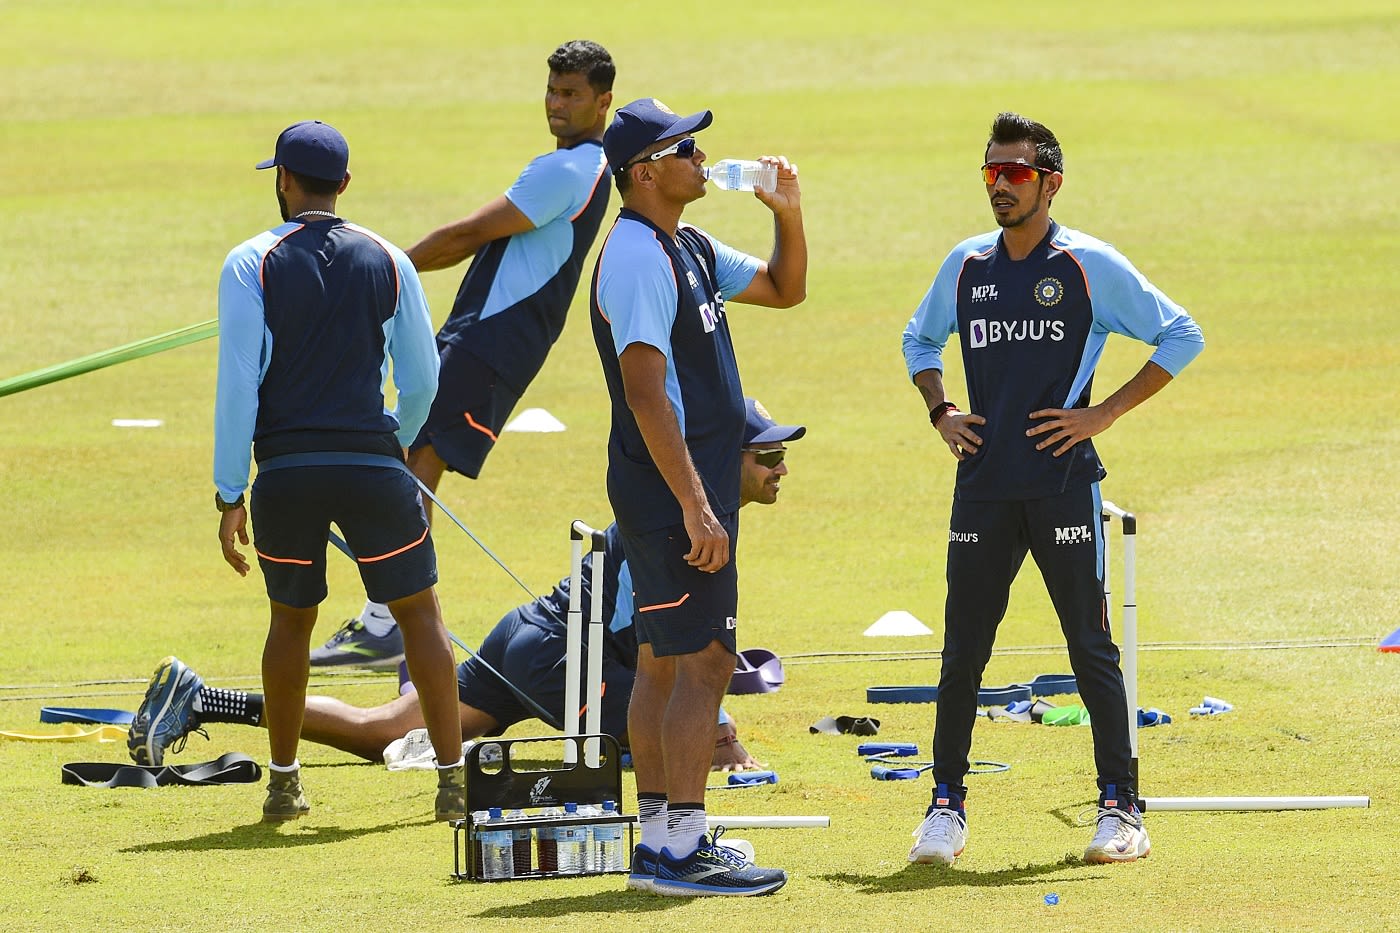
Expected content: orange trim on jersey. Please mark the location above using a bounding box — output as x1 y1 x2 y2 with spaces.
255 549 314 566
346 222 402 301
463 411 498 441
1048 241 1090 298
258 225 306 288
638 592 690 613
569 162 609 222
355 526 430 564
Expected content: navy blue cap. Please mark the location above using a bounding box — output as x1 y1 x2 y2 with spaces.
745 397 805 445
604 98 713 174
255 120 349 181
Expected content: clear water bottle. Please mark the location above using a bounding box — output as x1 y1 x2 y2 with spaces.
478 807 514 880
591 800 626 872
575 802 601 872
556 802 588 874
705 159 777 193
536 805 562 873
506 808 533 876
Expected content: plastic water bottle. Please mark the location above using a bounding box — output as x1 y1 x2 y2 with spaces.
556 802 588 874
591 800 626 872
478 807 514 880
506 808 533 876
536 805 562 873
576 802 602 872
705 159 777 193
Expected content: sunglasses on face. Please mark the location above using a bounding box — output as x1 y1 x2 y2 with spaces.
981 162 1052 185
621 136 697 174
742 447 785 468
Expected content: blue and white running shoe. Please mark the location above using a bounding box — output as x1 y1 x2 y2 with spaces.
626 843 660 892
127 656 204 766
652 829 787 897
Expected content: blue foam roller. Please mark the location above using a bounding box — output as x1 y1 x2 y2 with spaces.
977 685 1032 705
857 742 918 757
1026 674 1077 697
40 707 135 726
871 766 921 780
866 685 938 704
728 769 778 785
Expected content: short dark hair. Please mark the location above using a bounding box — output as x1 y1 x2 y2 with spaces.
548 39 615 94
288 168 342 196
986 112 1063 173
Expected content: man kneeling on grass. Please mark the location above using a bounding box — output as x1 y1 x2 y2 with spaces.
130 398 804 784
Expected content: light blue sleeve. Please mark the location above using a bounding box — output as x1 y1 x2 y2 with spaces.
696 229 761 297
597 228 679 357
1078 243 1205 377
504 152 579 229
383 246 439 446
213 240 271 502
903 234 999 380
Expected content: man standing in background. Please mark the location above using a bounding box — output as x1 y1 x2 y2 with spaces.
314 40 616 669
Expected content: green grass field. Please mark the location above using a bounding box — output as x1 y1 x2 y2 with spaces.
2 1 1398 929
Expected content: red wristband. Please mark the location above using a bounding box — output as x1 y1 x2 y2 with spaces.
929 401 959 427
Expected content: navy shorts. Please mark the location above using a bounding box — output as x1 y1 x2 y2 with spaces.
457 609 634 740
409 343 521 479
622 514 739 658
250 465 437 609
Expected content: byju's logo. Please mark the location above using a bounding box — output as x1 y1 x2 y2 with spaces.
969 319 988 348
948 530 979 543
970 284 998 303
1054 525 1093 545
967 318 1065 349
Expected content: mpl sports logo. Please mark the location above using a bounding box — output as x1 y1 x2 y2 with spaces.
1054 525 1093 545
967 318 1066 349
970 284 998 303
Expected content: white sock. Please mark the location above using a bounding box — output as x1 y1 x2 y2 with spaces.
360 601 396 637
666 805 707 856
638 794 668 851
268 758 300 773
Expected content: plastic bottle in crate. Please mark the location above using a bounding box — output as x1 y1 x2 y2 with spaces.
536 805 562 873
576 802 602 872
505 808 533 876
591 800 626 872
478 807 514 880
556 802 587 874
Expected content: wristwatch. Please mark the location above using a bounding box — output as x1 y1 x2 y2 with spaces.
215 492 245 513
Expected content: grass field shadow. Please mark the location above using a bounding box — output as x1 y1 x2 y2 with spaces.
121 817 419 853
820 854 1093 894
471 890 677 920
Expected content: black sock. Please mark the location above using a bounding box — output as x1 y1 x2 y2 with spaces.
195 686 263 726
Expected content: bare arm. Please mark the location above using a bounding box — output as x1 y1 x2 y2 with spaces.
406 195 535 272
913 367 986 461
618 342 729 572
729 156 806 309
1026 360 1174 457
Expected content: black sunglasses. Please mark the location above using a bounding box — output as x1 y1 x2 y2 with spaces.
620 137 698 175
742 447 785 468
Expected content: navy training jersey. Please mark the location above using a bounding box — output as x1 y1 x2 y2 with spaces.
519 523 637 666
590 209 760 533
903 222 1204 501
435 139 610 392
214 218 437 501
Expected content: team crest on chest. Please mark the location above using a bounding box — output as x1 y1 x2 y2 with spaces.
1034 277 1064 307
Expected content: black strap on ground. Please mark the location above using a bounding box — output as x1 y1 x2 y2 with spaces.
61 752 262 788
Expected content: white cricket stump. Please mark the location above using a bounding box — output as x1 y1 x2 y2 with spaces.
1101 500 1370 813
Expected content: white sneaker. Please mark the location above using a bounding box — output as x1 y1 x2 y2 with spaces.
1084 806 1151 863
383 729 501 771
908 809 967 865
